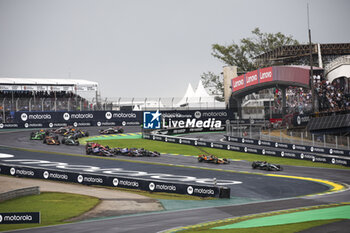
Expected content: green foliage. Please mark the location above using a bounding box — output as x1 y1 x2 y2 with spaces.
200 71 224 101
201 28 299 99
0 192 100 232
211 27 299 72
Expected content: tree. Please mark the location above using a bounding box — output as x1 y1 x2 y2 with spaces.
200 71 224 101
212 27 299 72
202 27 299 99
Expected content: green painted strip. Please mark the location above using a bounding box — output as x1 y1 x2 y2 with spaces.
213 205 350 229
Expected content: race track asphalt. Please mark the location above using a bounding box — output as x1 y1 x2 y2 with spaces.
0 127 349 233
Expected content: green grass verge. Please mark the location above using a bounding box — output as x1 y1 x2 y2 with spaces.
89 139 350 170
179 219 340 233
0 192 100 232
172 203 350 233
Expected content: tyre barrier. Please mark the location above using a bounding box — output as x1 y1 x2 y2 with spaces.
143 134 350 167
0 164 230 198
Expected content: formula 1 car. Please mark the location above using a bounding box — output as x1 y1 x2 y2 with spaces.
43 135 60 145
252 161 283 171
63 128 89 138
52 127 71 135
30 129 48 140
140 149 161 157
113 147 160 157
99 127 124 134
197 155 230 164
86 142 114 156
61 135 80 146
76 129 89 138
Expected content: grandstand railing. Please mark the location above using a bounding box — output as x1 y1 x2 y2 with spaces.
0 96 227 123
226 122 350 150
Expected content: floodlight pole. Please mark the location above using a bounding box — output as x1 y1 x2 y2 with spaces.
307 3 315 113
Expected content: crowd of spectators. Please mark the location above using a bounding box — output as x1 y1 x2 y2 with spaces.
0 90 77 99
315 77 350 113
271 76 350 115
272 88 312 115
0 90 91 122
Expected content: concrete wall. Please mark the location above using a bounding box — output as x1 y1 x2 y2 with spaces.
223 66 237 107
0 186 40 202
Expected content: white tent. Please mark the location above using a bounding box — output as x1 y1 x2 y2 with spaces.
193 80 210 98
176 83 195 107
176 80 224 108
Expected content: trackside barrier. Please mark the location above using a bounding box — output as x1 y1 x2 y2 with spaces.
225 136 350 157
0 186 40 202
0 164 230 198
0 109 233 129
143 133 350 167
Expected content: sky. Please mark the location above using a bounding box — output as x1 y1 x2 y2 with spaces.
0 0 349 100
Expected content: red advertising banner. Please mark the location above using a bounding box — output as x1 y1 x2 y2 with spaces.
232 75 245 92
245 70 259 87
259 67 273 83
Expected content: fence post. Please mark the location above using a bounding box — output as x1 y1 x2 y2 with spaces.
324 134 326 147
15 98 19 111
249 120 252 139
301 132 304 145
312 134 315 146
280 130 282 142
236 117 239 137
41 98 44 111
28 98 32 112
348 137 349 149
335 136 338 149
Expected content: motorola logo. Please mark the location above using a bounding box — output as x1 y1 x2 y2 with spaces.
187 186 194 195
194 111 201 119
63 113 70 121
77 175 83 183
21 113 28 121
43 171 49 179
105 112 112 120
149 182 155 191
113 178 119 186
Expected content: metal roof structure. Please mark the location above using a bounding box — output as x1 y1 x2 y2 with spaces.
254 43 350 66
0 78 98 86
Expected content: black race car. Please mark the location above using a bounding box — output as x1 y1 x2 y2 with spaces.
252 161 283 171
197 155 230 164
99 127 124 134
61 135 80 146
113 147 160 157
86 142 114 157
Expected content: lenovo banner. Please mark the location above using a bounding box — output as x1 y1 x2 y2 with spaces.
259 67 273 83
245 70 259 87
232 75 245 92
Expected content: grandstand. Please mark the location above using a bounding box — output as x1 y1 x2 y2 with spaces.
0 78 98 123
224 43 350 141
